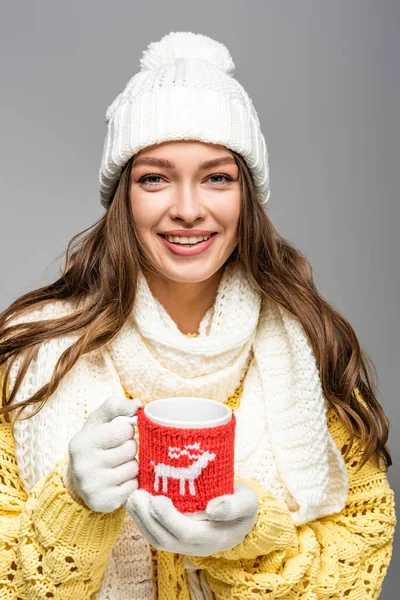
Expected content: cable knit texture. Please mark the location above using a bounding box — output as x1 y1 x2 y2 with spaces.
106 261 349 527
0 262 396 598
0 377 396 599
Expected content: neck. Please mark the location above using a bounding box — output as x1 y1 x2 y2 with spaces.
144 266 225 335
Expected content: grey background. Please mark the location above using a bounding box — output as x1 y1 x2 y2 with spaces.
0 0 398 596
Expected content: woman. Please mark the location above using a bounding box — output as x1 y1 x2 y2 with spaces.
0 31 396 599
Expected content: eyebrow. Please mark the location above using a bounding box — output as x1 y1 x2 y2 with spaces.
132 156 237 171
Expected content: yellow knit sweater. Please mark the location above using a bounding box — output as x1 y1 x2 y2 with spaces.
0 383 396 599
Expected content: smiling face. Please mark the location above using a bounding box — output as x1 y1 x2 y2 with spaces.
129 140 241 284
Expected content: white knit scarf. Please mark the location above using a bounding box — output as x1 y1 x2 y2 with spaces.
10 259 349 600
107 260 349 527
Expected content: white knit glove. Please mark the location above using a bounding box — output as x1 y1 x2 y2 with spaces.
124 482 259 556
63 396 141 513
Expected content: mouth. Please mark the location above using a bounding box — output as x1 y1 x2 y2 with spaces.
157 232 218 245
157 232 219 256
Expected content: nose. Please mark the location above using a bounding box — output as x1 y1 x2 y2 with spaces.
168 185 207 223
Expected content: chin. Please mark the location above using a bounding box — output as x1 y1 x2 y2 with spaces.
155 261 227 284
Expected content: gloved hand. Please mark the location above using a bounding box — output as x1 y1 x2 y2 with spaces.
124 482 259 556
63 395 141 513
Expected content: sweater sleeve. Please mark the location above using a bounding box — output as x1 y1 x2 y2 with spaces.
0 410 126 599
187 390 396 599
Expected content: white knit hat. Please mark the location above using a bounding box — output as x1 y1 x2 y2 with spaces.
99 31 271 210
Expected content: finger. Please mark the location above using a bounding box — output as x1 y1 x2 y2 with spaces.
128 490 180 548
86 396 142 426
102 439 138 467
149 495 219 544
97 478 139 512
128 507 164 550
96 418 137 450
206 483 258 521
107 460 138 486
116 477 139 500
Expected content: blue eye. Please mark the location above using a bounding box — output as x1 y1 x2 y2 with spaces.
138 175 164 186
138 174 234 187
208 174 233 185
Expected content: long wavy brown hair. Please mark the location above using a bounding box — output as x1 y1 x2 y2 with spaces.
0 150 392 472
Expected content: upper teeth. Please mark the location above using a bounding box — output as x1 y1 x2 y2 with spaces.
165 234 212 244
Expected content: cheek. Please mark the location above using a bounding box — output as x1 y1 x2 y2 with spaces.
130 198 160 233
222 193 241 231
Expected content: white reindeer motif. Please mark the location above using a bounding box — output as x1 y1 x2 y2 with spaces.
150 442 216 496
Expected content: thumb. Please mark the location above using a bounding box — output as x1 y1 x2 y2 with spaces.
112 415 138 429
206 483 258 521
86 395 142 426
206 494 233 521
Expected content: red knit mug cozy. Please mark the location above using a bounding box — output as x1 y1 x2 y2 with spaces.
136 398 236 513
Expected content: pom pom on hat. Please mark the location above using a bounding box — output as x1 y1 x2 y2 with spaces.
139 31 235 75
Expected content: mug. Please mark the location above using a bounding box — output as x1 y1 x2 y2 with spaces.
136 397 235 516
